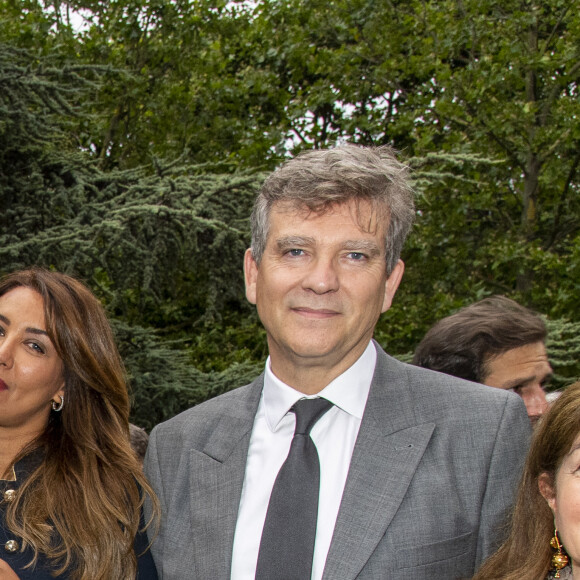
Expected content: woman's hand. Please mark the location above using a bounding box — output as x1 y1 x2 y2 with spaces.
0 560 20 579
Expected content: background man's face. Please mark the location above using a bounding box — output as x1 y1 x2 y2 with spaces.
483 341 551 425
244 199 404 388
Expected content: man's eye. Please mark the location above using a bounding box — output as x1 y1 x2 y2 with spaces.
287 249 304 257
348 252 366 260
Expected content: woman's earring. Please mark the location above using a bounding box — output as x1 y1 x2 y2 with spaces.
51 395 64 412
550 528 569 578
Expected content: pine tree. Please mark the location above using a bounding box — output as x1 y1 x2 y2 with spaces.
546 319 580 389
0 41 266 426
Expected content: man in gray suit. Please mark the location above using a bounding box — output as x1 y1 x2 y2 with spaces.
145 146 531 579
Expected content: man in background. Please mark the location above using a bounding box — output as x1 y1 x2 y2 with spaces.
413 295 551 425
129 423 150 466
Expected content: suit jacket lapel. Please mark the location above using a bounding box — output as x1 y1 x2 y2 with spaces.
322 347 435 580
188 378 263 578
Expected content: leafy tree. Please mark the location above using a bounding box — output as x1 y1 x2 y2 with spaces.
407 0 580 308
1 0 578 427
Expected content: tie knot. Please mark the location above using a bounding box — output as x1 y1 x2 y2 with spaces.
291 398 333 436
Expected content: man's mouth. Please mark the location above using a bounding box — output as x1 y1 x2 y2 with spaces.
292 307 339 319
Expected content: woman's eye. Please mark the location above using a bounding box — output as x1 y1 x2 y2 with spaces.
27 342 46 354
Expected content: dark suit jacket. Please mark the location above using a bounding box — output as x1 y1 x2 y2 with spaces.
0 452 157 580
144 345 530 579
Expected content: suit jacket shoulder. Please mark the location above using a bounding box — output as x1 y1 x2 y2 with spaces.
321 344 531 580
149 375 263 458
144 376 263 579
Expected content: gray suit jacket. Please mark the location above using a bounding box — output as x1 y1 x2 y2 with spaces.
145 345 530 579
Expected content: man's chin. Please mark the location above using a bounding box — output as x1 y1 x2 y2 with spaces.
529 414 543 428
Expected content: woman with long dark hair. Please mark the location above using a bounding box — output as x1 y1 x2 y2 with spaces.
0 268 158 579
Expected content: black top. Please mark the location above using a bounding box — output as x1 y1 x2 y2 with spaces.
0 451 158 579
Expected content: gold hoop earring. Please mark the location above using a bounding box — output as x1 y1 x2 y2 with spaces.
550 528 569 578
51 395 64 412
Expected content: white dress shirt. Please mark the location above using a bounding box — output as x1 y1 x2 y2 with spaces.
230 341 376 580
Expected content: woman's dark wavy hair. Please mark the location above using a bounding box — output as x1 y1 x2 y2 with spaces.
0 268 159 579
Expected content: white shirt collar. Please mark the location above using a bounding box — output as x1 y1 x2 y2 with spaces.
263 341 377 431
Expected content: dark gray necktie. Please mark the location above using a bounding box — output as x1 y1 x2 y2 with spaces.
255 397 333 580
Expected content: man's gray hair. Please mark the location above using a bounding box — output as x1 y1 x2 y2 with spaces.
250 145 415 274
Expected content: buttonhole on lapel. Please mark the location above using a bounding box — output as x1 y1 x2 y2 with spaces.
395 444 414 451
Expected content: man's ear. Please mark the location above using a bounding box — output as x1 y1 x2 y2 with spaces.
244 248 258 305
538 472 557 514
381 260 405 313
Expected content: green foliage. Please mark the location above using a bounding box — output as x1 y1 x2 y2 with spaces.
63 0 284 170
0 38 267 425
1 0 579 426
112 320 263 431
546 318 580 388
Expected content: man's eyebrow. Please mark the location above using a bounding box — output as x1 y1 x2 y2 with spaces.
502 375 536 389
276 236 315 249
342 240 382 256
502 372 553 389
275 237 382 255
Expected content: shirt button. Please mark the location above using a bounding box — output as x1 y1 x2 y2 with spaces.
4 539 19 552
3 489 16 502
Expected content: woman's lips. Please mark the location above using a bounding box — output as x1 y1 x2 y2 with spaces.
0 378 8 391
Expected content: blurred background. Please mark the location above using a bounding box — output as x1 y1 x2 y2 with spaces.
1 0 578 428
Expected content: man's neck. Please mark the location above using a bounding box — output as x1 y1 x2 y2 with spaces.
269 342 373 394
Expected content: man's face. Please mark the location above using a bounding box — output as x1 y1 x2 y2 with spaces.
483 341 552 425
244 200 404 392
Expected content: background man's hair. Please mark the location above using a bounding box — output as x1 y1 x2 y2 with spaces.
129 423 150 463
250 145 415 274
412 296 547 383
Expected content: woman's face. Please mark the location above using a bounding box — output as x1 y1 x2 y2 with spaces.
0 287 65 435
540 431 580 571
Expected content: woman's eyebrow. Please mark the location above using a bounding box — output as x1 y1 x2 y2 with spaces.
0 314 48 336
26 327 49 336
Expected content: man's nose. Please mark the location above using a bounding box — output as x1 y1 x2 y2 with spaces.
522 384 549 418
301 257 340 294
